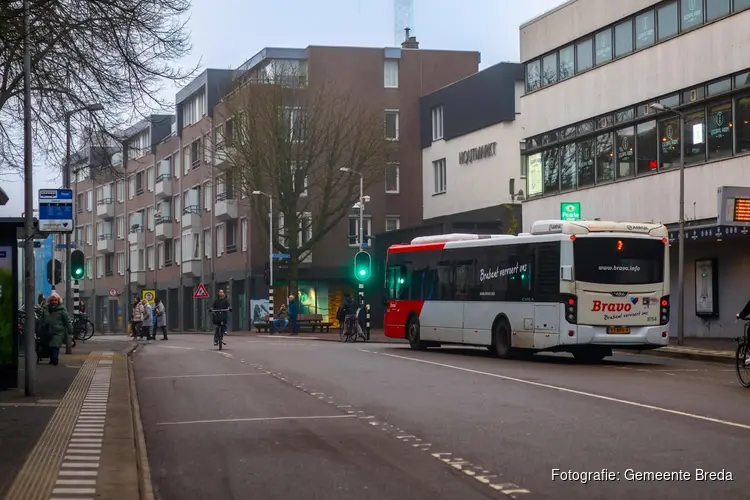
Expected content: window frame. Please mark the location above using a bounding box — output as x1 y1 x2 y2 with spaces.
385 109 400 141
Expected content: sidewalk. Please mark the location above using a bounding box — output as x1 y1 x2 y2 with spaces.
623 337 736 365
0 338 144 499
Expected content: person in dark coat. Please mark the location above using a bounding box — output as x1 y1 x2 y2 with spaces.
37 291 72 365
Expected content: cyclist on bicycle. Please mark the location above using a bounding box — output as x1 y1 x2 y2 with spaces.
737 303 750 364
212 289 231 346
342 293 361 337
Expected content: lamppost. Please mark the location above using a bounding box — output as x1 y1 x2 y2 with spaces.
339 168 364 252
64 102 103 354
252 190 274 322
650 102 685 346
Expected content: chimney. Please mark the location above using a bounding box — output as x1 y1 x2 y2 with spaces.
401 27 419 49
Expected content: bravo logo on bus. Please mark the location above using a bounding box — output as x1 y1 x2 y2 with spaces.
591 300 633 312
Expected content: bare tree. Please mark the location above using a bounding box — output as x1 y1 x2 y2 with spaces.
0 0 194 176
216 63 395 291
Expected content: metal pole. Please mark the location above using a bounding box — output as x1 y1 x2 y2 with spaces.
22 0 36 396
358 175 364 252
64 113 73 353
268 196 274 322
677 112 685 346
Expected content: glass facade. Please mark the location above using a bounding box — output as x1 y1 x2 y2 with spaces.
524 68 750 199
525 0 749 93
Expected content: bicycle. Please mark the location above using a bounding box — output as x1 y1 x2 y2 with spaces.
735 321 750 387
73 314 95 342
341 314 366 343
210 308 230 350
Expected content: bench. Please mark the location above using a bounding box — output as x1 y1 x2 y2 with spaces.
253 313 333 333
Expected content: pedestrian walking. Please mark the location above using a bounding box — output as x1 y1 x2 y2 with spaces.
154 297 168 340
142 298 153 342
288 294 299 336
36 291 72 366
131 296 145 340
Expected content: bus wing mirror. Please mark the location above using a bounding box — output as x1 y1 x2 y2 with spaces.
561 265 573 281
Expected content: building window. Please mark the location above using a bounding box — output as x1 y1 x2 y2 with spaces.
737 0 750 11
433 158 446 194
85 190 92 211
431 106 443 141
636 121 657 174
560 143 577 191
283 107 305 142
525 59 540 92
616 126 635 179
577 140 595 188
595 133 614 184
135 171 144 195
558 45 574 79
203 181 212 211
384 59 399 88
216 224 224 257
707 78 731 96
105 253 114 276
680 0 704 30
658 115 680 170
85 258 93 279
173 238 180 264
117 252 125 275
635 11 655 49
735 96 750 154
614 20 633 57
226 220 237 253
594 28 612 65
191 138 201 167
541 53 557 85
164 241 173 267
146 206 155 231
116 216 125 239
146 166 154 191
575 38 593 72
543 147 559 195
385 217 400 232
147 246 155 271
348 217 372 247
385 163 399 193
76 193 84 213
203 228 212 259
241 218 248 252
684 107 706 165
297 212 312 248
291 164 308 197
183 145 190 175
385 110 399 140
96 256 103 278
86 224 93 245
657 2 678 40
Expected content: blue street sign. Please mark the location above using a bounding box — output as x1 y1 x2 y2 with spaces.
272 253 291 259
55 243 76 250
38 189 74 233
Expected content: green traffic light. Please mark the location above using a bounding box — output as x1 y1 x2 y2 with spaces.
358 269 366 276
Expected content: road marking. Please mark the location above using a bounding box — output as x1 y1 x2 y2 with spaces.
156 414 357 426
366 350 750 431
157 345 195 350
142 372 269 380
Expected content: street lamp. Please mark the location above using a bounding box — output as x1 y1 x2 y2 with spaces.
252 190 274 321
339 167 364 251
649 102 685 346
64 102 103 354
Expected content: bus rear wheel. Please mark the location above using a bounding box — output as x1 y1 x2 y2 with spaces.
407 317 427 351
491 321 512 359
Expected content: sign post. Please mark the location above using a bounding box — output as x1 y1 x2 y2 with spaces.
38 189 73 233
560 202 582 221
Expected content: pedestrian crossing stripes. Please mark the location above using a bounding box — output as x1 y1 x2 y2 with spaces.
49 351 113 500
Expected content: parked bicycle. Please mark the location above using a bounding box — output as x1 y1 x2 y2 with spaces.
735 321 750 387
73 314 95 342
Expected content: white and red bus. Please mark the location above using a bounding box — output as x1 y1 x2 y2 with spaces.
384 220 671 362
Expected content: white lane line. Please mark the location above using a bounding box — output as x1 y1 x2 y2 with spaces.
156 345 195 350
142 373 268 380
156 414 357 426
366 350 750 431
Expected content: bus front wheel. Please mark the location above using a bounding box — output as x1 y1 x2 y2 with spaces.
491 321 512 359
407 317 427 351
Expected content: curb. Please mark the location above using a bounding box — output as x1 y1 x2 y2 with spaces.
126 345 155 500
618 348 735 365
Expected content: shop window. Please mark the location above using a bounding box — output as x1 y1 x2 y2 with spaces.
735 96 750 154
636 120 657 174
560 143 577 191
594 28 612 65
577 140 595 188
616 126 635 179
659 115 681 170
707 78 731 96
684 108 706 165
635 11 655 49
657 2 678 40
614 20 633 57
543 147 559 195
615 108 635 123
735 72 750 89
680 0 703 30
706 101 732 160
596 133 614 184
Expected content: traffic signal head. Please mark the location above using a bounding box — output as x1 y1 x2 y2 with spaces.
70 250 85 280
353 251 371 282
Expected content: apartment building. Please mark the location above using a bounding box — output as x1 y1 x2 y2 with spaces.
519 0 750 336
73 39 480 332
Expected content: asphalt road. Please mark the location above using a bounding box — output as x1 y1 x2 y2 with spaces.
134 335 750 499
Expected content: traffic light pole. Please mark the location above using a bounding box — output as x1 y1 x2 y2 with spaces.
357 174 364 322
268 195 274 323
64 113 73 354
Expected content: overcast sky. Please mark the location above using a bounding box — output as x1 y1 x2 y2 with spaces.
0 0 562 217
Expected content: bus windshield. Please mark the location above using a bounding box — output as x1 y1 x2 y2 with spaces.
574 237 664 285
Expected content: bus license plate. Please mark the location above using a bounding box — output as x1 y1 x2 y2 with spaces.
608 327 630 334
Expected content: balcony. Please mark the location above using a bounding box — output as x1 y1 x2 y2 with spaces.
128 226 145 246
129 270 146 286
181 258 200 278
181 207 201 229
155 174 173 199
96 233 114 254
96 198 114 219
214 192 238 221
155 217 173 241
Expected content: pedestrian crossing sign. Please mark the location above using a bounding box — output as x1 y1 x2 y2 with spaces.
194 283 210 299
